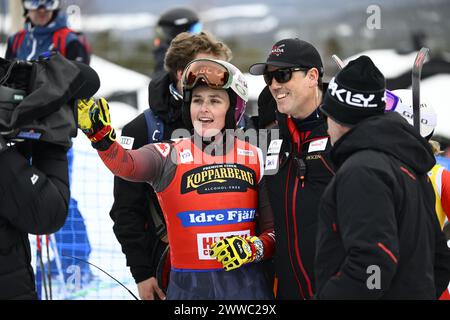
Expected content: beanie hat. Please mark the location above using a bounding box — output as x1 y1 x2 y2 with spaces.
320 55 386 125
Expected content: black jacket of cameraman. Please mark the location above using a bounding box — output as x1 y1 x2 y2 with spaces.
0 140 69 300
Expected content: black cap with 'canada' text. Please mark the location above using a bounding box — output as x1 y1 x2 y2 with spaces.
249 38 324 76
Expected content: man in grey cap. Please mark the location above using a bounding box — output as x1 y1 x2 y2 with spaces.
249 38 335 299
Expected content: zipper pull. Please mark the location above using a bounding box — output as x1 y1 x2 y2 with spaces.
294 156 307 187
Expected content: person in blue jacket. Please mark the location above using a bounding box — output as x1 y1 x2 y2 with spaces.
5 0 89 64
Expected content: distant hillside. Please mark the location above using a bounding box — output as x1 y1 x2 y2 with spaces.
68 0 422 16
59 0 450 76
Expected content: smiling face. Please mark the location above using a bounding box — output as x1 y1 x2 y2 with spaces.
267 65 320 120
27 8 54 26
190 86 230 138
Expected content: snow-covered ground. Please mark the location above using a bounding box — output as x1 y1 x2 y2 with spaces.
68 131 139 300
30 132 138 300
90 55 150 129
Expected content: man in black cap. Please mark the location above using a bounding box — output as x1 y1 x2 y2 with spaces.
315 55 450 299
249 38 335 299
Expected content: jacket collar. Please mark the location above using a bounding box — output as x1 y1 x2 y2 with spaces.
148 72 183 124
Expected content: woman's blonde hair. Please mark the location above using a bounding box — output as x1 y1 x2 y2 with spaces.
429 140 443 156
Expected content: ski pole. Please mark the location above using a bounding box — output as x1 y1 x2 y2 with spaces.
412 47 430 133
45 235 53 300
49 234 68 299
36 235 49 300
332 54 345 69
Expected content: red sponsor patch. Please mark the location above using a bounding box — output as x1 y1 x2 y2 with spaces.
154 143 170 158
197 231 251 260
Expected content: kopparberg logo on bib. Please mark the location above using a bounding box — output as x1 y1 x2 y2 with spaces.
181 164 256 194
177 208 257 227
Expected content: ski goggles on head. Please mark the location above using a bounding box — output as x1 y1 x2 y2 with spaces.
263 67 309 86
23 0 60 11
384 90 400 112
188 22 203 34
183 59 232 90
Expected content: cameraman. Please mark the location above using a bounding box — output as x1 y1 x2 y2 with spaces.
0 136 69 299
6 0 94 292
0 52 99 300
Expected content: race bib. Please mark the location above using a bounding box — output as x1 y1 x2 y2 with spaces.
308 138 328 153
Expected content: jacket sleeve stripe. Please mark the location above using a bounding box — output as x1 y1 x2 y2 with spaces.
377 242 398 264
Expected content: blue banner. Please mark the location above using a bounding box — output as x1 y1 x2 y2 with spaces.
177 209 256 227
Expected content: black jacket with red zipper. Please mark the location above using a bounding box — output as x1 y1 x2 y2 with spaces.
265 108 335 300
315 112 450 299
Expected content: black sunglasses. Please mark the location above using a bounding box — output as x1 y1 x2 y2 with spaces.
263 67 308 85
